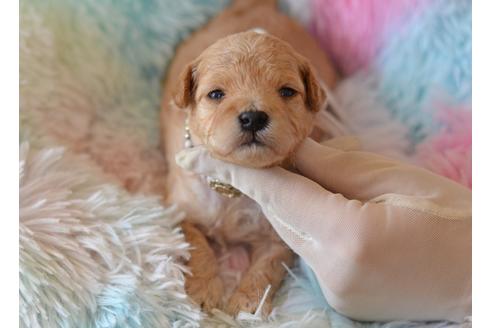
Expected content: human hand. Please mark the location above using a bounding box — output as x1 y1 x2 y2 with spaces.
176 137 471 323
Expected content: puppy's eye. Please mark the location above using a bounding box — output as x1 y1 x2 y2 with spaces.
208 89 225 100
279 87 297 98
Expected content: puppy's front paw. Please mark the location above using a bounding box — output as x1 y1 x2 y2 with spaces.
185 274 224 312
226 289 272 317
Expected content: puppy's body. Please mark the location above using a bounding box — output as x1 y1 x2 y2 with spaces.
160 0 338 315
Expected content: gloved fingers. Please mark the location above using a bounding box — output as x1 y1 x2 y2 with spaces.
294 137 403 200
294 138 471 208
176 146 353 237
319 135 361 151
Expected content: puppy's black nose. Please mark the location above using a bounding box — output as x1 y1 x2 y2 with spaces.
238 111 269 132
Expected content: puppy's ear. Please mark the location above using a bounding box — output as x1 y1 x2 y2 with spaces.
173 61 197 109
298 58 326 112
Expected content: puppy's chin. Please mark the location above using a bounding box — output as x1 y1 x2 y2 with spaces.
225 146 285 168
206 140 287 168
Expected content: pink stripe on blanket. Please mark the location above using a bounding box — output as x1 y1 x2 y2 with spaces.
310 0 428 75
416 108 472 188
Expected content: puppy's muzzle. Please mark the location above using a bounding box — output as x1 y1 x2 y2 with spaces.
238 110 269 132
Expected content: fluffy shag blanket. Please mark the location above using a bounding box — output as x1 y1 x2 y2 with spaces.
19 0 471 327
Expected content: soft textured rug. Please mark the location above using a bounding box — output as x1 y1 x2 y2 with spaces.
19 0 471 327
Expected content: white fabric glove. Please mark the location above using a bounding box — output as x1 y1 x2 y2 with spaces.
175 137 471 323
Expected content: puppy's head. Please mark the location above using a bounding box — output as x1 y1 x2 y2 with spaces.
173 31 326 168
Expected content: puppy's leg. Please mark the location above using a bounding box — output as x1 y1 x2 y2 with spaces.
181 221 224 311
226 241 294 316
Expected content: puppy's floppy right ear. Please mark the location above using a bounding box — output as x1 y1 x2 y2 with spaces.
173 62 197 109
